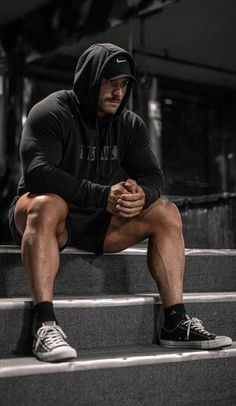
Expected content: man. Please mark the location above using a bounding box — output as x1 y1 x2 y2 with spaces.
9 43 232 362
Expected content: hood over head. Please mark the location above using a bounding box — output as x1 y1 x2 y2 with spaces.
73 43 136 121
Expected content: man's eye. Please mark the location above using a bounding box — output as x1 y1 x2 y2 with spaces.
121 81 129 88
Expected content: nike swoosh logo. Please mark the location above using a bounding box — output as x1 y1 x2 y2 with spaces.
116 57 127 63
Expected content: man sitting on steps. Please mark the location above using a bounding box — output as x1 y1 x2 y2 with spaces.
8 43 232 362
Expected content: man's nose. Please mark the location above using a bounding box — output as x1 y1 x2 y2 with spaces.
113 85 123 97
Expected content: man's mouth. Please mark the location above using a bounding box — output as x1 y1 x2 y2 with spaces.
106 99 121 104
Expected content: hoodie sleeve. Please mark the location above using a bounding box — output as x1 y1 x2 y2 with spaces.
121 116 165 208
20 101 110 207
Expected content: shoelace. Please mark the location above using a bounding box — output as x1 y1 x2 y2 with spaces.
35 325 68 350
182 317 213 340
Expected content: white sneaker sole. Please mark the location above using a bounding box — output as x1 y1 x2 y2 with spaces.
160 336 232 350
33 345 77 362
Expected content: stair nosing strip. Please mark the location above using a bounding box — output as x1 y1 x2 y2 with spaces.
0 343 235 378
1 245 236 256
0 292 236 309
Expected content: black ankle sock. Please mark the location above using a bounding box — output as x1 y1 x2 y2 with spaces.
164 303 187 329
34 301 57 325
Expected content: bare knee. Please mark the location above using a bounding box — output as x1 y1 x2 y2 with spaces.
27 194 68 230
15 193 68 235
144 198 183 233
30 193 67 215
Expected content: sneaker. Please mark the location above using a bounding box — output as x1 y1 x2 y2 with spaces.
160 315 232 350
32 321 77 362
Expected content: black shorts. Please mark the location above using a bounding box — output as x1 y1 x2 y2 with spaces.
8 196 112 255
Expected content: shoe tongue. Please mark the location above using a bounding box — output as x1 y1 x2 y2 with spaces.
182 313 189 321
41 321 57 327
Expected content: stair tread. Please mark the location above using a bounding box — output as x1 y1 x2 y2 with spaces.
1 246 236 296
1 244 236 255
0 292 235 309
0 342 235 378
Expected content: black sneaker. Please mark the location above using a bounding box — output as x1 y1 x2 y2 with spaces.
32 321 77 362
160 315 232 350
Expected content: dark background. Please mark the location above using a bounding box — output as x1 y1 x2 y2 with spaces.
0 0 236 244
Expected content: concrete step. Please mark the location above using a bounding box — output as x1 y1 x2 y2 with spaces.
0 343 235 405
0 246 236 296
0 293 235 356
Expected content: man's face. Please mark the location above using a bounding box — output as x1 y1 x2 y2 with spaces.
97 77 129 118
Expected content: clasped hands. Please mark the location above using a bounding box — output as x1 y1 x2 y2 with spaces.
106 179 145 218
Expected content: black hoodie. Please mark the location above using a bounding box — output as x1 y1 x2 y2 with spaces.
17 43 165 213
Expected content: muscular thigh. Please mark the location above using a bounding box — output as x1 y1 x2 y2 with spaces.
103 208 151 253
103 198 173 253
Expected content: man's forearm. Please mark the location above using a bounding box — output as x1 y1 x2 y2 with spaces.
24 164 110 208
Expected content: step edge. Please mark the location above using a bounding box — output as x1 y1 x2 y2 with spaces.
0 292 236 309
1 245 236 256
0 343 235 378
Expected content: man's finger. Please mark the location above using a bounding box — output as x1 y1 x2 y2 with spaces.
117 198 144 208
111 186 126 196
117 209 141 218
125 178 137 185
116 204 143 214
119 192 145 201
124 179 138 194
